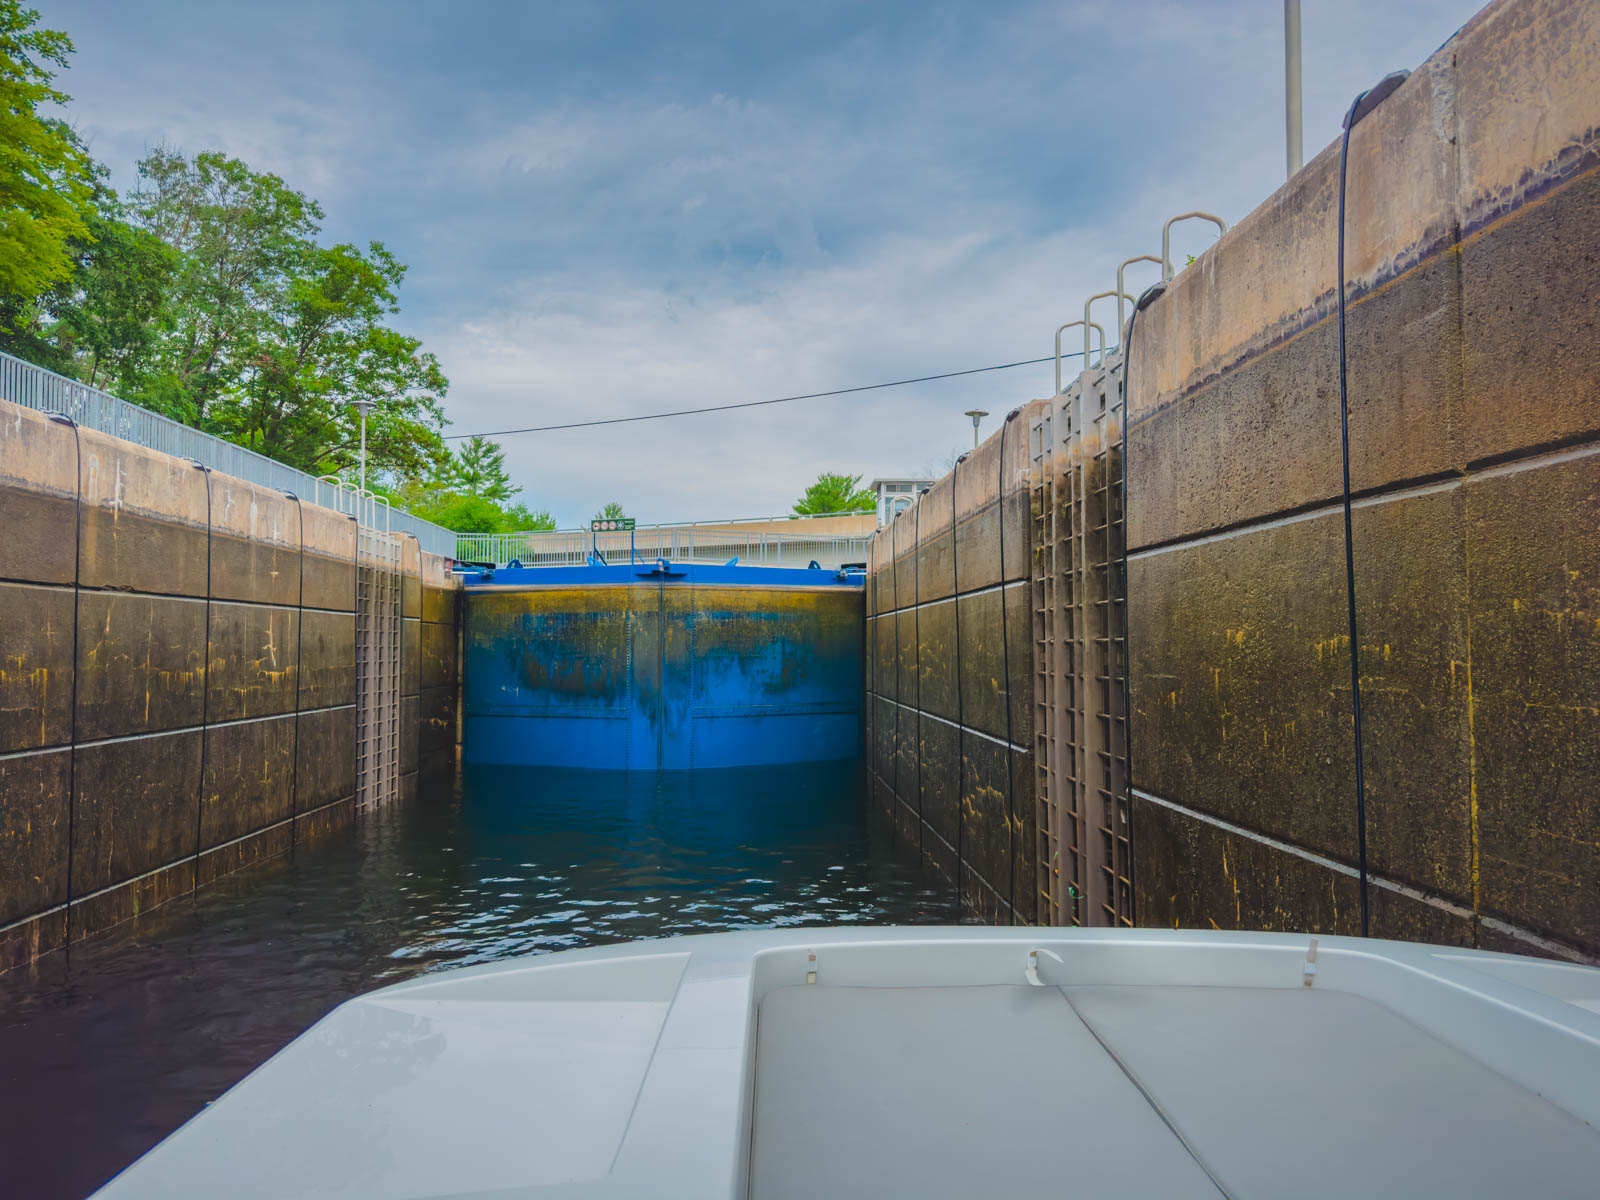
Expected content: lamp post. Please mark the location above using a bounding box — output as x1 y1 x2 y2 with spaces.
964 409 989 450
1285 0 1303 177
349 398 375 504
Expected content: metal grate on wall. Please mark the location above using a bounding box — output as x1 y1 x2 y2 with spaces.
356 526 404 810
1029 352 1133 928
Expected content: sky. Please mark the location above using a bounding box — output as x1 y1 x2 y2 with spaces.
40 0 1488 527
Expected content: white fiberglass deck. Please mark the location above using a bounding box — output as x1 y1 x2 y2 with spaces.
95 928 1600 1199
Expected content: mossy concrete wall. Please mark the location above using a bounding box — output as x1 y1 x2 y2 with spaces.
0 398 458 971
864 409 1034 922
1125 0 1599 961
864 0 1596 958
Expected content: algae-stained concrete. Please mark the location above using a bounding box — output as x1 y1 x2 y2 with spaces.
296 704 357 814
460 579 860 771
299 609 357 710
301 504 357 612
0 748 70 929
74 592 207 741
206 602 300 721
0 392 455 970
1465 454 1600 949
209 477 300 607
866 428 1033 922
0 403 78 586
77 429 210 597
69 729 204 900
0 581 75 752
1125 0 1600 959
200 714 298 850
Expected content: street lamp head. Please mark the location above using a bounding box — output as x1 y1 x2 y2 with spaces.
963 409 990 450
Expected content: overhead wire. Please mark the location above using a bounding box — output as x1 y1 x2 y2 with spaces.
442 349 1111 440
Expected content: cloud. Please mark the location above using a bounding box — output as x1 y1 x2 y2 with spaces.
40 0 1489 523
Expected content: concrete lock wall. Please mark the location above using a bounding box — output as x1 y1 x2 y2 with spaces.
864 411 1034 922
1125 0 1600 961
867 0 1598 957
0 397 458 971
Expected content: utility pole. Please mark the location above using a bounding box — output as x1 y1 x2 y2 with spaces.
964 409 989 450
1285 0 1304 177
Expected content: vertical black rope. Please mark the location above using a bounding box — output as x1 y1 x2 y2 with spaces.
912 495 922 860
1333 70 1405 937
49 414 82 949
996 415 1019 921
1118 281 1174 929
949 460 965 905
287 494 305 848
1340 95 1372 939
193 465 213 892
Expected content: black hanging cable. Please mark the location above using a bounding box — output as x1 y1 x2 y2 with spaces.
193 464 213 891
1338 70 1409 939
286 493 305 848
1117 282 1166 932
445 350 1109 440
949 458 964 891
48 414 83 949
997 410 1021 918
909 493 926 865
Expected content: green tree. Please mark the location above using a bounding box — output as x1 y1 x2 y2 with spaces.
117 149 446 478
54 193 178 392
449 435 518 502
390 474 555 535
792 472 874 516
0 2 94 305
407 492 506 534
127 148 323 425
215 238 447 478
592 500 627 522
0 135 175 387
501 502 555 530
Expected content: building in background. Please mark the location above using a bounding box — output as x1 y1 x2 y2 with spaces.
869 477 934 527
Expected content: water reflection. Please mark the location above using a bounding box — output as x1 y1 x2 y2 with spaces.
0 760 960 1199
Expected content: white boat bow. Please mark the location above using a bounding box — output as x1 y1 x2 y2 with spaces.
95 926 1600 1198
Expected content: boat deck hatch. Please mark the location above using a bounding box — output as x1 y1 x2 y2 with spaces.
750 983 1600 1200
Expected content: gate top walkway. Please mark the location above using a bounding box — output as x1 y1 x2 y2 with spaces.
458 513 874 571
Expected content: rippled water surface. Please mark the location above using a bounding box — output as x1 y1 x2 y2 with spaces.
0 761 960 1199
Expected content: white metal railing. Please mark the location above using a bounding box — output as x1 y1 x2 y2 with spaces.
315 475 395 532
456 526 873 570
0 350 456 557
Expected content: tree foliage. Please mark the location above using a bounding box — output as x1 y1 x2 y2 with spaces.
0 2 94 302
449 435 518 502
0 5 575 535
592 500 627 523
388 435 549 533
120 149 449 478
792 472 874 516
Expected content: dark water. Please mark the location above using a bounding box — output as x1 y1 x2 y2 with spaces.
0 760 960 1199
